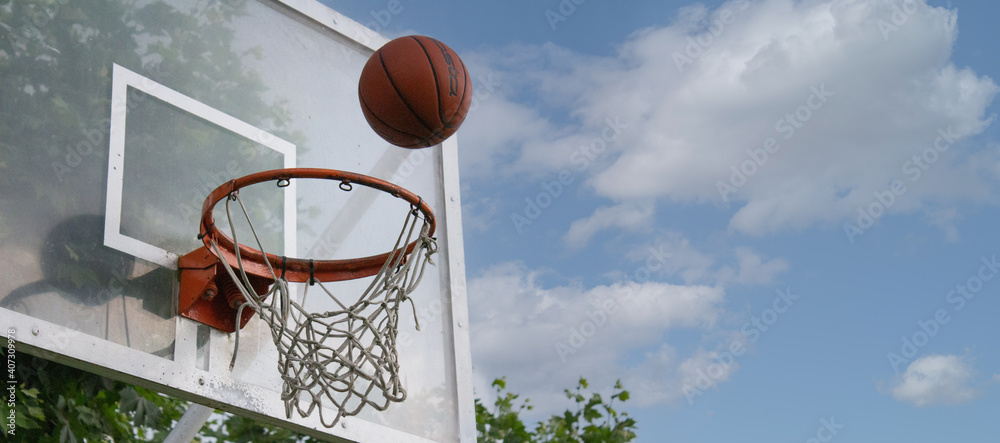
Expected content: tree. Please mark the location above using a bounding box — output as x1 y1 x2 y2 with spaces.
12 353 189 442
476 377 638 443
476 378 534 442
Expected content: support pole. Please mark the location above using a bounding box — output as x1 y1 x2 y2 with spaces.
164 403 215 443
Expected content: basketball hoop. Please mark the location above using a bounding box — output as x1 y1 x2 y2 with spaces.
177 168 438 428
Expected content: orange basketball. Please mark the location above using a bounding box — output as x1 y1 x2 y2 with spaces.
358 35 473 149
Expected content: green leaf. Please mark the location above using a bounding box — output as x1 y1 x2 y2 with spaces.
135 396 163 427
588 394 603 407
583 407 602 422
76 405 101 427
27 405 46 420
118 387 140 411
15 409 42 429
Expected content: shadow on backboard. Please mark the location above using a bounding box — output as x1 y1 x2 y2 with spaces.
2 215 177 358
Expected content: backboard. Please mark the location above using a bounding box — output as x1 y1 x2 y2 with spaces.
0 0 473 441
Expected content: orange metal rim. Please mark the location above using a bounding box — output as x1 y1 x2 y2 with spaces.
198 168 436 283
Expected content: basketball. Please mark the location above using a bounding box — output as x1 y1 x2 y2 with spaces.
358 35 473 149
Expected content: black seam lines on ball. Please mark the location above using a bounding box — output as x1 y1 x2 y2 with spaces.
445 54 471 127
359 91 425 142
380 44 436 136
410 36 448 132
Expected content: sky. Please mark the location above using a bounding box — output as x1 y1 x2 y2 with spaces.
322 1 1000 441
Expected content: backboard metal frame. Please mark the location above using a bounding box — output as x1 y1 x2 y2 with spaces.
2 0 475 441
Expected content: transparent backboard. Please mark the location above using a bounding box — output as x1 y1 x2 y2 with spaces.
0 0 473 441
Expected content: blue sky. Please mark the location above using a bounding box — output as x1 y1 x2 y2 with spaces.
322 1 1000 441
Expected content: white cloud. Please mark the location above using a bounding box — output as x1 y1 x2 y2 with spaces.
624 233 716 284
625 341 743 407
622 233 788 286
462 197 501 233
458 94 559 179
467 262 727 414
465 0 997 235
563 202 655 249
458 51 620 180
718 247 791 286
925 208 963 243
890 354 979 406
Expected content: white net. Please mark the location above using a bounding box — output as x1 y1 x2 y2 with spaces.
211 191 437 428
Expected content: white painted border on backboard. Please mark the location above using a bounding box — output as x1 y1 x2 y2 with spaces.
103 63 298 269
438 135 477 443
274 0 389 50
